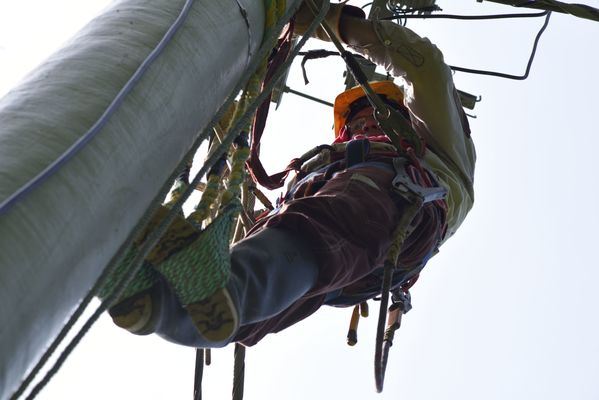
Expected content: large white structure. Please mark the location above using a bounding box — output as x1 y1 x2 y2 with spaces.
0 1 300 398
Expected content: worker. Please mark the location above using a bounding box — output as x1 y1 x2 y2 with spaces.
106 0 476 349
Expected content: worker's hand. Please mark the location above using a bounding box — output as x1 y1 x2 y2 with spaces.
293 0 365 42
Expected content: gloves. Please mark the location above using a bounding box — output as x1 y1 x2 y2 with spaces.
293 0 366 43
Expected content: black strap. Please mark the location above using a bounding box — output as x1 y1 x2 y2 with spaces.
345 139 370 168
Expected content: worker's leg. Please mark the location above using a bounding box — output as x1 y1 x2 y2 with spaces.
110 226 319 348
233 165 402 345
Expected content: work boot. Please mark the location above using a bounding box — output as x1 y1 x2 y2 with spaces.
150 281 238 348
151 226 320 348
103 205 198 334
184 287 238 342
107 283 160 335
152 204 240 343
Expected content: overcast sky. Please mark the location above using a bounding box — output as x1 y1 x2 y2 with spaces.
1 1 599 399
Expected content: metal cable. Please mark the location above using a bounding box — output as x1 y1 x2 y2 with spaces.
379 10 549 20
481 0 599 22
193 349 205 400
449 11 552 80
378 9 553 80
232 344 246 400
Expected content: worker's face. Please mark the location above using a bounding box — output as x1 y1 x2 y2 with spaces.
346 106 383 138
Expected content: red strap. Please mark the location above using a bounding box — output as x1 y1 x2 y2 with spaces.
246 21 300 190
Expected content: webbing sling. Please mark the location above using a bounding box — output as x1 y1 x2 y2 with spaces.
245 22 300 190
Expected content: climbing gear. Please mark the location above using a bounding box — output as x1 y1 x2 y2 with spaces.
245 21 296 190
347 301 369 346
371 159 446 392
334 80 406 137
300 1 448 391
378 294 409 377
143 227 319 348
154 202 241 342
98 203 197 329
101 197 236 338
391 157 447 205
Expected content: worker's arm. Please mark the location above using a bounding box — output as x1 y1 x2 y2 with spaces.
294 2 477 236
341 15 474 178
294 3 473 177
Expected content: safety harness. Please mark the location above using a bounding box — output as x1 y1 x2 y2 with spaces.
241 0 451 392
100 0 447 397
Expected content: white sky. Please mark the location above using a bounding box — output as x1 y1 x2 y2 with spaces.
1 1 599 399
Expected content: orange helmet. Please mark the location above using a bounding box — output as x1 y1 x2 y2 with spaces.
333 80 405 138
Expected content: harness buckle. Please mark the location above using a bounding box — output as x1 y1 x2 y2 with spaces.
390 158 447 204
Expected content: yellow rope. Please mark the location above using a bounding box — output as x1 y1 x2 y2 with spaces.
192 0 285 226
221 146 250 206
189 172 223 224
188 100 238 224
164 160 193 209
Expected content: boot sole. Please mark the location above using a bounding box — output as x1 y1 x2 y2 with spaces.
108 290 157 335
185 288 239 343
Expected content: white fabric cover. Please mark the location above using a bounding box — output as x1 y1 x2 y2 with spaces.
0 0 297 397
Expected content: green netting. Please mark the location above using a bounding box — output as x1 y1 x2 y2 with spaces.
96 249 160 301
155 201 241 305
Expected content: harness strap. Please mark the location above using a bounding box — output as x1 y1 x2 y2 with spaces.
345 138 370 168
391 157 447 204
245 22 297 190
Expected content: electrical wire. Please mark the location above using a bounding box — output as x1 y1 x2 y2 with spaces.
379 10 549 20
377 9 552 80
449 11 551 79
